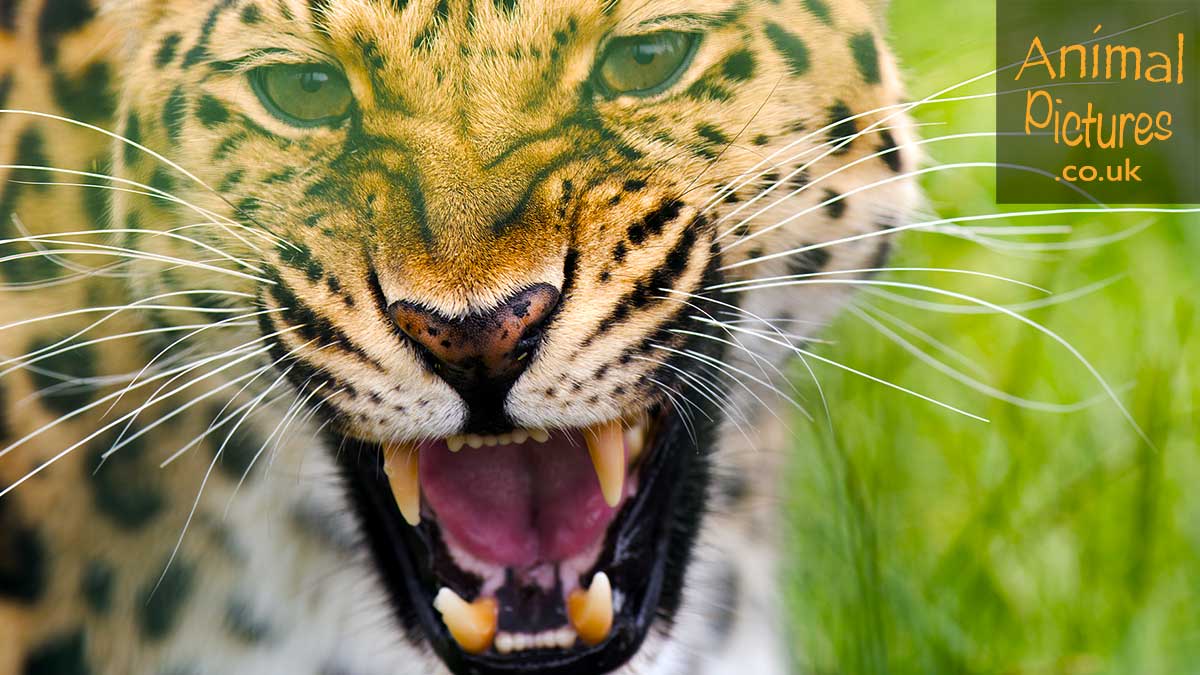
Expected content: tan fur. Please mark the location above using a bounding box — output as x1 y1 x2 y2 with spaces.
0 0 919 671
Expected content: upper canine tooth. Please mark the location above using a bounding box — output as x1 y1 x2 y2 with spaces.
529 429 550 443
567 572 613 647
433 588 498 655
584 420 625 508
447 435 466 453
382 442 421 526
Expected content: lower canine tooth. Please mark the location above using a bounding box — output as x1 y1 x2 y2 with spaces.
567 572 614 647
584 420 625 507
433 588 498 655
382 442 421 526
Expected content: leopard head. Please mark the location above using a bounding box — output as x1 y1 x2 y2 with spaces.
104 0 918 671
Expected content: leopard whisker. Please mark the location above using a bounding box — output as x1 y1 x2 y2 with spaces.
712 277 1148 442
709 266 1051 294
721 201 1200 270
848 304 1123 413
861 275 1122 317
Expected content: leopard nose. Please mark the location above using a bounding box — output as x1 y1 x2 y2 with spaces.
388 284 561 396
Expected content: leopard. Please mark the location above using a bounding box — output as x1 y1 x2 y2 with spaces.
0 0 919 673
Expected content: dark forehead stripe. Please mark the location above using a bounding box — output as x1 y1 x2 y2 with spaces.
0 0 17 32
21 629 91 675
850 32 880 84
0 73 12 109
764 22 810 76
182 0 237 68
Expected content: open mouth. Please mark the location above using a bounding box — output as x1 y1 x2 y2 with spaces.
338 404 708 674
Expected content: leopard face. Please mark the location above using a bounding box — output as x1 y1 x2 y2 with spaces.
11 0 918 672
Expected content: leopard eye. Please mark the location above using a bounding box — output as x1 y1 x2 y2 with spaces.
251 63 353 127
596 32 699 97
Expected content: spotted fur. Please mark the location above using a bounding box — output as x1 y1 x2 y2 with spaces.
0 0 918 672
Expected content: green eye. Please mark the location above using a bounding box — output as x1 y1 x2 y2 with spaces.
252 64 353 127
596 32 699 97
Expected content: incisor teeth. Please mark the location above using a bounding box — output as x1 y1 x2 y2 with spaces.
433 588 498 655
567 572 614 647
466 434 484 449
382 442 421 526
446 435 466 452
584 420 625 507
511 429 530 444
530 429 550 443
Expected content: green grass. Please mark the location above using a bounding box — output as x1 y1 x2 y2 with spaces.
781 2 1200 673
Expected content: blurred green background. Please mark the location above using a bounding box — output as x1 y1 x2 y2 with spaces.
782 1 1200 673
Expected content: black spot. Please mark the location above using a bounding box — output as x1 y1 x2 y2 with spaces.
827 101 858 154
822 189 846 219
51 62 115 122
720 49 755 81
764 22 810 75
493 0 519 16
155 33 183 68
27 336 97 415
623 179 646 192
612 241 628 263
709 562 741 645
878 130 902 172
685 77 732 102
37 0 94 63
696 123 729 148
81 157 111 230
80 561 115 614
22 630 91 675
0 499 47 604
805 0 833 25
241 4 262 24
208 418 262 481
195 94 229 128
163 86 187 144
138 558 196 641
752 134 770 146
786 246 831 277
148 168 175 196
850 32 880 84
86 431 166 531
627 200 683 246
218 169 244 193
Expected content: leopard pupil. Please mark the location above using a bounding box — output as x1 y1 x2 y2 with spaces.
300 71 328 94
633 45 658 65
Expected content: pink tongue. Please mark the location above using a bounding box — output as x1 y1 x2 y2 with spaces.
418 433 621 568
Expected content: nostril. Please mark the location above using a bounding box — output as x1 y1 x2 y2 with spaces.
388 284 561 389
